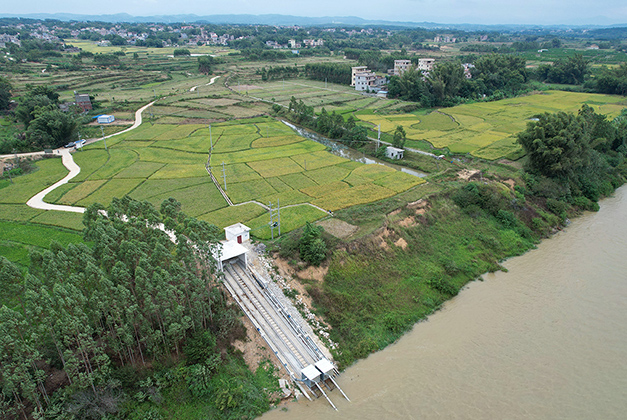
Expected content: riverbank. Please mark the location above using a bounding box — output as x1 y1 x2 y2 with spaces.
264 185 627 419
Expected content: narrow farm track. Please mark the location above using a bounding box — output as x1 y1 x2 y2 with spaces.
189 75 221 92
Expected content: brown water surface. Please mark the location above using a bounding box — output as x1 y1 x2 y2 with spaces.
263 186 627 419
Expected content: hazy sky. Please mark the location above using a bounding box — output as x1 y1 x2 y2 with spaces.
5 0 627 25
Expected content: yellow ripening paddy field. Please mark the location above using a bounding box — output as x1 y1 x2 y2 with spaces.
357 91 627 160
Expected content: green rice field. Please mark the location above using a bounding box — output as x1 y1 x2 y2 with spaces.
356 90 627 160
2 117 423 240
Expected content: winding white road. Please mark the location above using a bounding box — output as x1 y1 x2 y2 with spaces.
190 75 221 92
26 149 86 213
24 100 157 212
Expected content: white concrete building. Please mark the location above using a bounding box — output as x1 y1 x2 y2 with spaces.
351 66 368 86
418 58 436 72
394 59 412 76
355 71 376 91
385 146 404 160
224 223 251 244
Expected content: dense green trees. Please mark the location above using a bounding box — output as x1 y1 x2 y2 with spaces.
587 63 627 95
0 76 12 110
304 63 352 85
26 109 78 149
285 97 368 147
387 54 528 106
517 105 627 206
198 55 214 74
392 125 407 149
0 197 279 418
299 222 327 266
537 54 588 85
258 65 299 81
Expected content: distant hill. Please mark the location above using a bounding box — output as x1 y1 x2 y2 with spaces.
0 12 625 30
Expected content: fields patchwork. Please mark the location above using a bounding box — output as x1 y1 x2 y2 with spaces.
356 91 627 160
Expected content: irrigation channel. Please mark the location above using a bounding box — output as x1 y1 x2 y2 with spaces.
282 120 427 178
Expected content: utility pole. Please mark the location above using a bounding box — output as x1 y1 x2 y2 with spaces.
153 89 156 100
325 77 327 89
221 161 227 191
377 124 381 149
209 124 212 152
269 200 281 240
101 126 107 150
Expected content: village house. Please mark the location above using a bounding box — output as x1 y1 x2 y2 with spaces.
351 66 368 86
418 58 436 73
394 59 412 76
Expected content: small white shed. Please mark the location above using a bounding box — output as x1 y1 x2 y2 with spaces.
385 146 404 160
224 223 251 244
97 114 115 124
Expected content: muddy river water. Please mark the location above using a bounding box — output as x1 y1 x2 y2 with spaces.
263 186 627 419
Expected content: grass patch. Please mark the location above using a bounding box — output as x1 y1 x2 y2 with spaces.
58 180 108 205
0 220 83 249
313 183 396 211
150 164 208 179
72 149 110 182
248 157 304 178
0 158 68 204
198 203 267 228
251 135 303 148
373 172 426 193
88 148 138 180
0 204 43 221
210 141 326 165
280 172 318 190
129 178 208 201
76 178 144 206
248 205 327 240
134 147 206 165
144 181 227 217
114 161 165 179
227 179 277 204
30 211 85 231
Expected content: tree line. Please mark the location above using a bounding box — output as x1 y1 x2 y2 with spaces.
303 63 352 85
277 96 369 147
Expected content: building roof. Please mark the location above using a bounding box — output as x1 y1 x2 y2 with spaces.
302 364 321 381
387 146 404 152
214 240 248 262
224 223 250 236
315 358 335 375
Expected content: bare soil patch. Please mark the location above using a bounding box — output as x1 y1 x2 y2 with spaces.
317 218 358 239
458 169 482 181
232 314 289 378
398 216 417 227
503 178 516 189
394 237 408 249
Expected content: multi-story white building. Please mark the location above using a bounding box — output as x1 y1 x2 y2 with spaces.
351 66 368 86
394 59 413 76
418 58 436 72
355 71 376 91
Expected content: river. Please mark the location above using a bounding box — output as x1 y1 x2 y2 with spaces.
263 186 627 419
